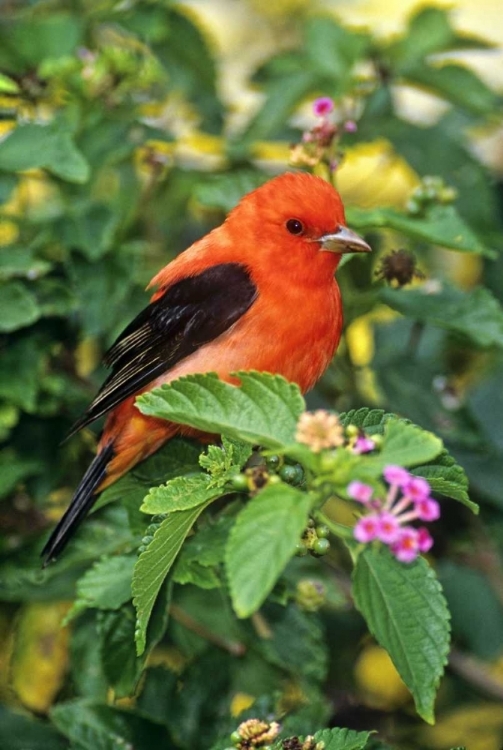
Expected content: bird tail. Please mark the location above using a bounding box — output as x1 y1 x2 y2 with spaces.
41 443 114 566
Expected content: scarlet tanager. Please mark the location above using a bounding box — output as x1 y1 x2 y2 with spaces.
42 171 371 563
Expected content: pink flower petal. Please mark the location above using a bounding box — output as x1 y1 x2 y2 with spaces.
353 436 376 454
313 96 334 117
347 481 374 505
417 527 434 553
354 515 380 543
376 512 400 544
390 526 419 563
415 497 440 522
383 465 410 487
404 476 431 502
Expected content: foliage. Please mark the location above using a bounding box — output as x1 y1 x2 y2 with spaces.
0 2 502 750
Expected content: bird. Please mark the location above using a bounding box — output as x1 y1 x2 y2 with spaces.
42 171 371 563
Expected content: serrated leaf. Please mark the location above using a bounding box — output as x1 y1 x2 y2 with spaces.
137 371 305 449
173 513 232 589
347 205 494 257
65 555 136 622
0 282 40 332
411 454 477 512
367 419 443 470
141 473 223 514
339 408 474 510
352 546 450 723
313 727 373 750
381 284 503 348
226 484 312 618
132 502 211 654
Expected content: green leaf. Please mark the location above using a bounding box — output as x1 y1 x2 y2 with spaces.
347 205 494 257
0 705 67 750
312 727 373 750
0 450 43 499
0 282 40 332
0 121 90 184
339 408 475 509
0 247 52 281
98 607 141 698
141 473 223 514
50 701 168 750
388 6 493 70
367 418 443 471
352 546 450 723
381 284 503 348
405 63 497 115
132 502 211 655
438 561 503 660
137 371 305 449
194 169 268 213
65 555 136 622
226 483 312 618
411 452 477 513
199 436 252 484
305 16 370 84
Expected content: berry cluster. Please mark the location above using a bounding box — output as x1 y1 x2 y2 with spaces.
295 519 330 558
406 175 457 216
349 466 440 563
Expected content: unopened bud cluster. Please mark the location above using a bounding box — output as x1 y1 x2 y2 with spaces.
230 718 280 750
406 175 457 216
295 411 377 456
290 97 357 175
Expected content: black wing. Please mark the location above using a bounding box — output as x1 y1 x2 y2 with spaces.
67 262 257 437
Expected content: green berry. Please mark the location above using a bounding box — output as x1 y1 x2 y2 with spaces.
345 424 359 438
295 541 309 557
312 538 330 557
229 473 249 492
279 464 304 486
230 730 241 745
265 454 281 471
315 524 330 539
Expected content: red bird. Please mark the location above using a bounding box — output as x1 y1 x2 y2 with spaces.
42 171 370 563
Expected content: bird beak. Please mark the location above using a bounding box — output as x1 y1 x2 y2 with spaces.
317 226 372 254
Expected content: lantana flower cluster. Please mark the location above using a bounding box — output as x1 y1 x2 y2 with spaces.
295 410 376 455
290 96 357 175
349 466 440 563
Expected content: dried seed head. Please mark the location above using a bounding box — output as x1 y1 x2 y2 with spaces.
375 249 424 287
295 410 344 452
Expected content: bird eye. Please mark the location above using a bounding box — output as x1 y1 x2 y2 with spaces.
286 219 304 236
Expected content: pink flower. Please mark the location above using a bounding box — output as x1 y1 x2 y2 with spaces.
353 436 376 454
391 527 420 563
376 512 400 544
383 465 410 487
347 481 373 505
404 476 431 502
354 514 380 543
344 120 358 133
417 527 434 553
313 97 334 117
415 497 440 522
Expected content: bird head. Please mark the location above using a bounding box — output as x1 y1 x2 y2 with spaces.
227 171 371 276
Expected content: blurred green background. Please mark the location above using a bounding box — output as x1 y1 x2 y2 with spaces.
0 1 502 748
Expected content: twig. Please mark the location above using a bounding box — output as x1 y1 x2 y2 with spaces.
449 648 503 701
169 604 246 656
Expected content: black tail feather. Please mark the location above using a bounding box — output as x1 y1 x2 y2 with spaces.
41 443 115 566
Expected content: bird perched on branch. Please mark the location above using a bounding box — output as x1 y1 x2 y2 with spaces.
42 171 371 563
